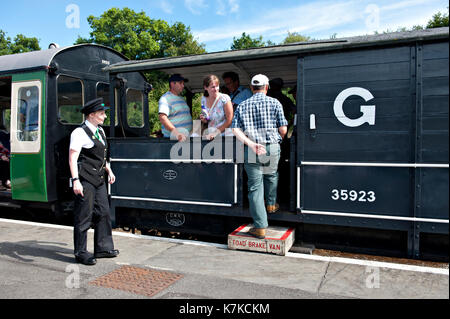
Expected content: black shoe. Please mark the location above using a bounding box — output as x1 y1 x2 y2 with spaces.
75 254 97 266
94 249 120 258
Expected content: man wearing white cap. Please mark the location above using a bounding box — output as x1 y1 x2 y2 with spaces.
232 74 288 239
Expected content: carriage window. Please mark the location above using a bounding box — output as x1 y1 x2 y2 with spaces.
58 75 83 124
17 86 39 141
97 82 117 126
126 89 144 128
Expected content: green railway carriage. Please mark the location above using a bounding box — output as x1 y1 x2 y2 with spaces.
0 44 147 208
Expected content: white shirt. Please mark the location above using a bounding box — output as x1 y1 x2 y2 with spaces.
69 120 105 152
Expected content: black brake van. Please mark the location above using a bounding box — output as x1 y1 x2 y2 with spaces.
104 27 448 259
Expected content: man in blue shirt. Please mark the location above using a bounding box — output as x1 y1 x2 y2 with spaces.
232 74 288 239
222 72 252 109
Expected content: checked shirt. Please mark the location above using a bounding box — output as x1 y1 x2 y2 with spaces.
232 92 288 144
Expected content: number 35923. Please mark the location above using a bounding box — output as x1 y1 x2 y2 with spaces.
331 189 376 202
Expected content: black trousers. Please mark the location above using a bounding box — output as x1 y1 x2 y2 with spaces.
0 160 9 184
73 180 114 256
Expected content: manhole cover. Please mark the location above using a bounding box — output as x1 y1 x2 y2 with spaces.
89 265 183 297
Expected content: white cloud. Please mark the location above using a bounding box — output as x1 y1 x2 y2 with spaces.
185 0 208 15
195 0 448 51
195 0 359 43
216 0 226 16
379 0 437 11
229 0 239 13
159 0 174 14
216 0 239 16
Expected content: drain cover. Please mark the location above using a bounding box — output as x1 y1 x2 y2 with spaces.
89 265 183 297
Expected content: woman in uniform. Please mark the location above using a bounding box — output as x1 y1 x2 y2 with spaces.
69 98 119 265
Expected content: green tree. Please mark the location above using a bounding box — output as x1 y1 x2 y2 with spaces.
150 21 206 57
9 34 40 54
282 31 311 44
75 8 159 60
0 30 9 56
75 7 205 60
230 32 266 50
74 8 206 135
376 8 449 34
0 30 40 56
426 8 449 28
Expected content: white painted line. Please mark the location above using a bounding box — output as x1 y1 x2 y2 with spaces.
111 195 233 207
285 252 449 275
0 218 74 231
1 218 447 275
111 158 233 163
111 230 228 249
301 210 449 224
301 161 449 168
145 265 175 272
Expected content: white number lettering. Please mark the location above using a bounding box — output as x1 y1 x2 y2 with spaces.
349 190 358 201
331 189 339 200
367 191 376 202
331 189 376 202
358 191 367 202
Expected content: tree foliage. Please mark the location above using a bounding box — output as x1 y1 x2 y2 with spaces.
75 7 205 60
0 30 40 56
426 8 449 28
230 32 266 50
73 7 207 135
282 32 311 44
376 7 449 33
230 31 312 50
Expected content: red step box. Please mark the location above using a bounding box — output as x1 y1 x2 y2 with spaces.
228 224 295 256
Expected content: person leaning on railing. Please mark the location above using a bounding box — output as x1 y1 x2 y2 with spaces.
231 74 288 239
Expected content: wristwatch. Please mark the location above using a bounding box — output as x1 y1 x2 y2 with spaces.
71 177 79 183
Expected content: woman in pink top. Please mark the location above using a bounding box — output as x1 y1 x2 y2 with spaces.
200 75 234 140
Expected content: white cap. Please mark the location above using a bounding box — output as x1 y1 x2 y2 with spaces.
251 74 269 87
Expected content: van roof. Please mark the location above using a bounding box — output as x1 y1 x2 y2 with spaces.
104 27 449 92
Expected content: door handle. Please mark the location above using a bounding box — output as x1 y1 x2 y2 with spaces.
309 114 316 130
309 114 317 139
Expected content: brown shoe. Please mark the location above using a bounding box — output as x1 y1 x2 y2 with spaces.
266 203 279 214
248 227 266 239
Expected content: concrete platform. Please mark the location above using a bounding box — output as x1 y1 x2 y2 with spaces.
228 224 295 255
0 218 448 303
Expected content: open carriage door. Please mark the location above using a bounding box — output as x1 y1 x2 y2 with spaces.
297 43 449 257
113 74 149 138
10 72 48 202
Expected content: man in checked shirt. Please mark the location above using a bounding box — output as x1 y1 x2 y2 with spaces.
232 74 288 239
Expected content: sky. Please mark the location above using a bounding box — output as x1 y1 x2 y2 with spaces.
0 0 448 53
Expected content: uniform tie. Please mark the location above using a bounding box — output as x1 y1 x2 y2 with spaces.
94 128 103 143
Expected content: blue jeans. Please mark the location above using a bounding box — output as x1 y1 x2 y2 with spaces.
244 144 281 229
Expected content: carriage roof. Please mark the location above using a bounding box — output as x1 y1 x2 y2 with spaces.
0 44 128 75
